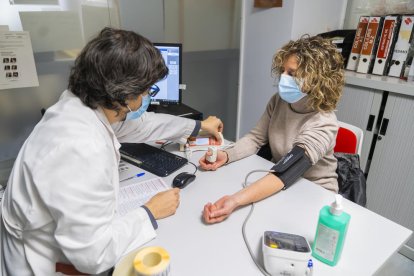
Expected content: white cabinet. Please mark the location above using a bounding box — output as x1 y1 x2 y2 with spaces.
335 84 382 171
336 71 414 257
366 93 414 249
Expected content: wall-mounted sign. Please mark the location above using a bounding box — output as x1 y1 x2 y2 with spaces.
254 0 283 8
0 31 39 90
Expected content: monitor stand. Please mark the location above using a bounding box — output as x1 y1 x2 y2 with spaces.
148 103 203 120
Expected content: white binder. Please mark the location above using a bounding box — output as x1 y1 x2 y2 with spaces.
388 15 414 77
357 16 384 74
346 16 370 71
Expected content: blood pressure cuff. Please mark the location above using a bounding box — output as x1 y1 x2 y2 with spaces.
270 145 312 190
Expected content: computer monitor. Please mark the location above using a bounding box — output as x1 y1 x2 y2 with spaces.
152 43 182 105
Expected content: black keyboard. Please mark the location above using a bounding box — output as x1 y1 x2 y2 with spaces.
120 143 188 177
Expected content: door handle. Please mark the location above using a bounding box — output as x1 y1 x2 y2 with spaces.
379 118 389 136
366 115 375 131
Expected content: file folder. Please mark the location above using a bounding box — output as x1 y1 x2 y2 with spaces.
388 15 414 77
346 16 370 71
372 15 401 75
356 16 384 74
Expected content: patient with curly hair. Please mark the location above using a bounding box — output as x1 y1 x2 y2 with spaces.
199 35 345 223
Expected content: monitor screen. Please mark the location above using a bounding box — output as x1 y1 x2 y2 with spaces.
152 43 182 105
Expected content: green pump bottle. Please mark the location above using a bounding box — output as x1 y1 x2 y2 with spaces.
312 194 350 266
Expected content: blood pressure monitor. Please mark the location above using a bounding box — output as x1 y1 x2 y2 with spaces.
263 231 312 276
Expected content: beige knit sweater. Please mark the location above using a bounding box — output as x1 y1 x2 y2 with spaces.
226 93 339 192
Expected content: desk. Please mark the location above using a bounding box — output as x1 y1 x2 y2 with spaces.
116 146 412 276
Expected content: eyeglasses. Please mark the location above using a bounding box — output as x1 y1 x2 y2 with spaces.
148 84 160 97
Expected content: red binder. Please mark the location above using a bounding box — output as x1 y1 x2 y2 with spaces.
372 15 401 75
356 16 384 74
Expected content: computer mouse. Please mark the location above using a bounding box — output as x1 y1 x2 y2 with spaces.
172 172 196 189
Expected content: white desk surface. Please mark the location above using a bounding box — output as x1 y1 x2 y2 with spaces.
116 145 412 276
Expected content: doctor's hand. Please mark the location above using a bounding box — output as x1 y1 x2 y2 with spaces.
203 195 239 224
199 150 227 171
145 188 180 219
201 116 223 143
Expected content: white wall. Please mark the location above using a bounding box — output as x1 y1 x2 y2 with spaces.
237 0 348 138
237 0 295 137
182 0 239 51
291 0 347 39
118 0 165 42
120 0 240 52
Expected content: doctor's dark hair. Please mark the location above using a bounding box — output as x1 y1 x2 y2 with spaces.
272 35 344 112
68 27 168 111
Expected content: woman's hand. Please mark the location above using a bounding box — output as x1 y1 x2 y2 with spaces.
199 150 228 171
203 195 239 224
201 116 223 143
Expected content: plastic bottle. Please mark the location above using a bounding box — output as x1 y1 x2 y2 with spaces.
312 194 351 266
306 259 313 276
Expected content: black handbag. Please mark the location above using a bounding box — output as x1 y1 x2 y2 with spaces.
335 152 367 207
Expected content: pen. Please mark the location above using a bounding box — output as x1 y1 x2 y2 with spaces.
177 112 193 117
120 172 145 182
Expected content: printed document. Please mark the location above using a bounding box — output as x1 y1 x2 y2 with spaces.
0 31 39 90
118 177 169 216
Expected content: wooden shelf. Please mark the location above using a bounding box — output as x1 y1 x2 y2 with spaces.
345 71 414 97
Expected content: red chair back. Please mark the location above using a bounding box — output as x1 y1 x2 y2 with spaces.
334 127 358 154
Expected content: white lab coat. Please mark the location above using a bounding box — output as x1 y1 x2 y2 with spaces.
1 90 196 275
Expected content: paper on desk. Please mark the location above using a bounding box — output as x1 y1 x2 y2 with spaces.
118 177 169 216
118 160 130 174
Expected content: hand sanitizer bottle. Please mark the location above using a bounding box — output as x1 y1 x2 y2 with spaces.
312 194 350 266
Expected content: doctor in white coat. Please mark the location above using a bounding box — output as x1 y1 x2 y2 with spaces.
1 28 223 275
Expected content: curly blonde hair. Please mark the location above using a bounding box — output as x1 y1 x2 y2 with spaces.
272 35 344 112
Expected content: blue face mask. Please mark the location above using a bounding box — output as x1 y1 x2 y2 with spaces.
125 94 151 121
278 74 307 103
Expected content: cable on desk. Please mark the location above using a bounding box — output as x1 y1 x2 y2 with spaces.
241 169 275 276
187 161 198 175
160 141 173 151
